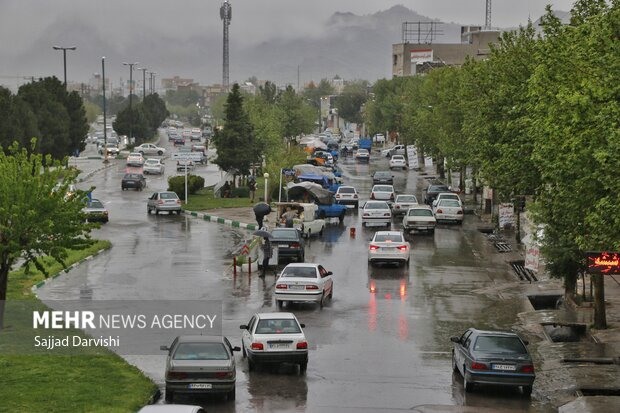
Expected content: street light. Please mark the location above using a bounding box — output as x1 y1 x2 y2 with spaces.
137 67 147 99
52 45 76 86
102 56 109 164
263 172 269 203
123 61 139 144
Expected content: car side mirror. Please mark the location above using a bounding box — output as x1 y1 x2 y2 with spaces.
160 345 170 351
326 271 333 276
239 325 248 330
232 346 241 352
299 323 306 328
450 336 460 344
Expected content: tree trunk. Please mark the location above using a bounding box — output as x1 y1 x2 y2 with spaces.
564 271 578 302
459 166 466 192
436 156 445 179
0 262 9 331
592 274 607 329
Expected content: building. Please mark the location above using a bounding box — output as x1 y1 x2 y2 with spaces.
392 25 501 77
161 76 197 91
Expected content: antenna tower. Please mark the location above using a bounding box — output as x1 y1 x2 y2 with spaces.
220 0 232 92
485 0 492 29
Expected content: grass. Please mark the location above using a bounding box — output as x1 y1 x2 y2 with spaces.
0 240 158 413
183 182 265 211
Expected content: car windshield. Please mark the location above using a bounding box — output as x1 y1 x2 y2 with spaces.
173 342 229 360
338 187 355 194
374 172 390 177
430 185 449 192
374 234 403 242
473 336 526 354
408 209 433 217
397 195 417 202
439 200 461 207
160 192 178 200
439 194 459 200
123 174 142 179
255 319 301 334
373 186 393 192
270 230 299 240
365 202 389 210
129 153 141 157
87 200 104 208
392 156 404 160
281 267 317 278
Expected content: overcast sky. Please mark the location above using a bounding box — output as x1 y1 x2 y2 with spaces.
0 0 577 88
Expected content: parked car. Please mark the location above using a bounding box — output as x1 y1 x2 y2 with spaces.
370 185 395 202
433 198 464 224
135 143 166 156
368 231 410 266
147 191 182 215
176 159 194 172
402 205 437 234
424 181 451 205
451 328 535 395
275 263 334 308
372 171 394 185
160 335 239 403
389 155 407 170
355 148 370 162
361 200 392 227
381 144 406 158
391 194 418 216
270 227 305 262
82 198 109 223
125 152 145 167
143 158 164 175
334 185 359 208
121 173 146 191
432 192 463 207
240 312 308 373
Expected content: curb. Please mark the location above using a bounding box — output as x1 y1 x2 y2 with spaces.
183 210 258 231
76 161 114 183
31 247 109 292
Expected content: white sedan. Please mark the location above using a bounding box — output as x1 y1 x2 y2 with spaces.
370 185 395 202
389 155 407 170
135 143 166 156
392 194 418 216
143 158 164 175
368 231 410 266
240 312 308 373
362 200 392 227
126 152 145 167
433 198 464 224
275 263 333 308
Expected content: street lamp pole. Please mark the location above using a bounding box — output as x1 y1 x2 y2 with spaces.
263 172 270 203
52 45 76 87
123 62 139 144
102 56 109 163
138 67 147 99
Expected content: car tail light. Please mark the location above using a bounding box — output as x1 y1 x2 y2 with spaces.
395 205 400 209
369 245 379 251
457 210 463 215
384 213 390 217
215 371 233 379
370 193 375 200
335 194 341 198
167 371 189 380
296 341 308 349
353 194 358 199
251 342 264 350
521 365 535 374
157 200 164 205
177 200 181 204
390 194 394 201
363 213 370 217
306 285 319 290
436 209 443 214
470 362 488 371
291 242 300 248
397 245 408 251
276 283 288 289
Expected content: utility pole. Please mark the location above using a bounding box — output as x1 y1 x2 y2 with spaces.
52 45 76 87
102 56 109 163
220 0 232 92
123 62 139 144
485 0 492 30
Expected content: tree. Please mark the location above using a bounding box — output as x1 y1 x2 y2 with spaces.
0 87 39 150
276 86 315 138
164 89 200 107
258 81 279 104
212 83 261 175
142 93 169 133
335 80 369 125
303 79 335 103
113 105 150 144
0 141 96 329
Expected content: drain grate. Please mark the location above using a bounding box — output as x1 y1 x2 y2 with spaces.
486 233 506 242
512 261 538 282
495 242 512 252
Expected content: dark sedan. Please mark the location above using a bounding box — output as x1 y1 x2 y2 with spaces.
424 181 450 205
372 171 394 185
270 228 305 262
121 173 146 191
161 335 240 403
451 328 535 395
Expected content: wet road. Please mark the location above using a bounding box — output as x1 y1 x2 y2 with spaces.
39 137 556 412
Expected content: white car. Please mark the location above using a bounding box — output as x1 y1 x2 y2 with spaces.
240 312 308 373
389 155 407 170
432 192 463 207
334 185 359 208
135 143 166 156
368 231 410 266
355 149 370 162
381 144 406 158
143 158 164 175
373 133 386 143
126 152 145 167
370 185 395 202
176 159 194 172
433 198 464 224
391 194 418 216
361 200 392 227
275 263 334 308
402 205 437 234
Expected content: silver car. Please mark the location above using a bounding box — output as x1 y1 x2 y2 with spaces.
391 194 418 216
368 231 410 266
361 201 392 227
143 158 164 175
160 335 240 403
147 191 182 215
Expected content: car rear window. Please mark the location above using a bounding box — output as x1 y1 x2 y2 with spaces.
439 200 461 207
373 186 393 192
160 192 178 200
473 336 526 354
255 319 301 334
375 172 390 177
365 202 389 210
123 174 142 179
408 209 433 217
281 267 317 278
374 234 403 242
173 342 229 360
87 200 104 208
430 185 449 192
397 195 417 202
338 187 355 194
271 230 299 240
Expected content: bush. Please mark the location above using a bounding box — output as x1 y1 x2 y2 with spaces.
232 187 249 198
168 174 205 199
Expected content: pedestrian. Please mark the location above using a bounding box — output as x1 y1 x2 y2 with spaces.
260 236 272 277
248 177 257 203
253 202 271 229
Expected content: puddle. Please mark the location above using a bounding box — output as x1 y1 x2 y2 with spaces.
543 323 587 343
528 294 562 310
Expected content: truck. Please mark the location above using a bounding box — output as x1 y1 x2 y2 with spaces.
316 196 348 223
358 137 372 151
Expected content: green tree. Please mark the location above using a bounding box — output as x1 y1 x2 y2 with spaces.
113 105 150 144
0 87 40 150
83 100 101 124
164 89 200 107
212 83 261 175
276 86 315 138
258 81 279 104
335 80 369 124
142 93 169 133
0 141 96 329
303 79 335 103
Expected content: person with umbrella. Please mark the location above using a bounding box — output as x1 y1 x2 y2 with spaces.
253 202 271 229
254 230 273 278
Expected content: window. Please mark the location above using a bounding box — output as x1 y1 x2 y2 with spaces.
473 336 526 354
408 209 433 217
281 267 317 278
173 342 230 360
255 319 301 334
393 54 398 66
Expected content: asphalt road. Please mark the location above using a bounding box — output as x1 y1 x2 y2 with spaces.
38 136 556 412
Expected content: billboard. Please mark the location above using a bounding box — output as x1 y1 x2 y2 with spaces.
410 49 433 64
586 251 620 275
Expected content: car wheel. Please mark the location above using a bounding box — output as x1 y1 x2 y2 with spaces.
464 369 474 392
242 345 247 359
248 359 255 371
307 229 311 238
154 209 159 215
157 151 163 156
276 299 283 309
139 151 144 156
406 259 410 267
339 212 345 223
147 206 151 214
522 385 532 397
299 361 307 374
298 253 304 262
165 388 174 403
227 387 236 401
328 285 333 299
319 226 324 236
319 292 325 309
452 352 459 373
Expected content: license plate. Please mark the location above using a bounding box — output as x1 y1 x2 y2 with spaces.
492 364 516 371
382 247 395 251
188 383 212 389
278 244 289 248
270 343 290 349
289 285 305 290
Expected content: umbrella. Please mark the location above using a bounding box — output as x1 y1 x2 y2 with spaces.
253 229 272 239
253 202 271 216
